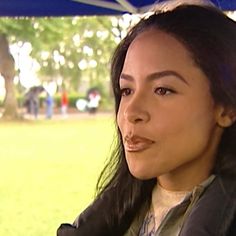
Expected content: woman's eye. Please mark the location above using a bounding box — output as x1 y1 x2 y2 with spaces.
120 88 132 96
154 87 174 96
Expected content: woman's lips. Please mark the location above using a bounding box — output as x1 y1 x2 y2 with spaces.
124 135 154 152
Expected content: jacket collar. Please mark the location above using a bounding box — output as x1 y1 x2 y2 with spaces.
180 175 236 236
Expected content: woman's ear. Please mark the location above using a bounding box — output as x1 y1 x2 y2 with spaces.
216 105 236 128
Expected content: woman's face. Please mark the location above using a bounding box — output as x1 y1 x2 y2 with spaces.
117 29 224 190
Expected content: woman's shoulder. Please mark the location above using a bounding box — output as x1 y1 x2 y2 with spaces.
180 175 236 236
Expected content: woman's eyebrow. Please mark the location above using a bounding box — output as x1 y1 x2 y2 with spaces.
147 70 189 86
119 73 134 81
120 70 189 86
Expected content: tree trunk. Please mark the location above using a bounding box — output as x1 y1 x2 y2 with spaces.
3 73 18 119
0 34 19 120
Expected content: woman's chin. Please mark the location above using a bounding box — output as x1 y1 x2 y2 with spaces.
129 167 156 180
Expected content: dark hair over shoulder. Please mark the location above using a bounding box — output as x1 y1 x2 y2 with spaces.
90 4 236 235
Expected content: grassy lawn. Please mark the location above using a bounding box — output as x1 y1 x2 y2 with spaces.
0 115 115 236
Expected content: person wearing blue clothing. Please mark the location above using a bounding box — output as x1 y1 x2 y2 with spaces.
45 92 54 119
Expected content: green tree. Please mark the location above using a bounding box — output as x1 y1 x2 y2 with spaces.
0 15 124 119
0 34 17 119
0 13 136 118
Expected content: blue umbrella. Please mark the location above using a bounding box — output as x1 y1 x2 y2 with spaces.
0 0 235 17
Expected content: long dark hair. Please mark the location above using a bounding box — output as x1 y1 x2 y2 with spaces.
94 4 236 235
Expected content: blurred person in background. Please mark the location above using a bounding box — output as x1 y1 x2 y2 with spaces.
61 88 69 118
24 85 44 119
87 88 101 114
45 91 54 119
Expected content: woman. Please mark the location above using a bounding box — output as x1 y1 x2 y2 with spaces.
57 2 236 236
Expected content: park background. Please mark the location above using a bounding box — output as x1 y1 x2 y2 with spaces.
0 6 236 236
0 13 138 236
0 116 115 236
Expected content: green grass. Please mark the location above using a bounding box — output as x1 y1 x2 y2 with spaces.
0 116 115 236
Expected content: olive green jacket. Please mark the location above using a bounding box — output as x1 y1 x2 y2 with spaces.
124 176 236 236
57 175 236 236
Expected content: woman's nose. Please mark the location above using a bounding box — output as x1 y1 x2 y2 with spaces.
124 96 150 124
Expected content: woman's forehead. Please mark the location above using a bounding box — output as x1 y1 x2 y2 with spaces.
124 29 193 71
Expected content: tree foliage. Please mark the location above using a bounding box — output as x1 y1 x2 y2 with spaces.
2 16 121 87
0 14 135 119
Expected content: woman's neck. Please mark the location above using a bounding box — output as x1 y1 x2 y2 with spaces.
157 163 213 191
